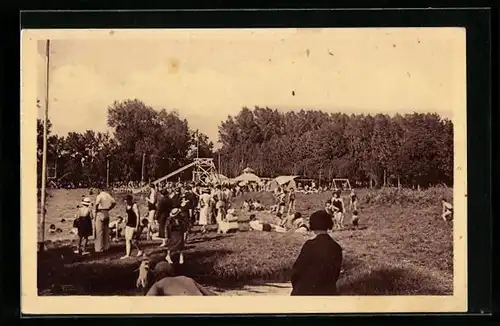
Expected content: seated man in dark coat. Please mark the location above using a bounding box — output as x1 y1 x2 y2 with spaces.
146 257 217 296
290 210 343 296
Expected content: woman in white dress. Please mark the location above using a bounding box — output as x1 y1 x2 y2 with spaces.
198 188 211 234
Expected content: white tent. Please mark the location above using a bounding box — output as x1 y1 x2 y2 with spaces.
209 173 229 184
269 175 298 191
233 172 261 183
242 167 255 174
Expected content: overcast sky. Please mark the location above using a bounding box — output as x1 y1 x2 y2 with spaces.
36 28 464 144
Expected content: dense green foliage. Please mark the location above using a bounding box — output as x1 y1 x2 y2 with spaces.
37 100 453 188
37 99 213 187
217 107 453 187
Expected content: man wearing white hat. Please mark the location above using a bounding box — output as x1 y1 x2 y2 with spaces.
74 197 94 255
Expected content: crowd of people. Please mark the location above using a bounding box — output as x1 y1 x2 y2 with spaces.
65 178 367 296
70 181 240 260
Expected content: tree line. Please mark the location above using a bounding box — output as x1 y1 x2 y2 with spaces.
37 99 453 189
217 107 453 188
36 99 214 187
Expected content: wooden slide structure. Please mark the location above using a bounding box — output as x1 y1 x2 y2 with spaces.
132 158 218 194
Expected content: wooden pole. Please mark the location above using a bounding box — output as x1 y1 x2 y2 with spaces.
218 152 221 175
196 130 200 159
106 158 110 188
39 39 50 251
141 153 146 184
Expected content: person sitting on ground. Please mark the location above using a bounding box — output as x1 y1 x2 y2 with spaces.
280 211 301 229
253 200 264 211
179 196 191 244
325 200 334 216
351 210 360 229
146 258 217 296
121 194 144 259
249 214 287 233
73 197 94 255
241 200 250 212
441 198 453 221
287 188 296 215
109 216 124 241
291 210 343 296
145 183 158 241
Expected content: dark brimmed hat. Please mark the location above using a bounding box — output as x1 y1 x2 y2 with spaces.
170 208 181 218
309 210 334 231
152 261 176 280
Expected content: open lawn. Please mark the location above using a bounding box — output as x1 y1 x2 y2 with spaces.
37 187 453 296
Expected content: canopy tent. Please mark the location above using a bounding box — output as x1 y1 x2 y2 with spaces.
233 172 261 183
242 167 255 174
268 175 298 191
209 173 230 184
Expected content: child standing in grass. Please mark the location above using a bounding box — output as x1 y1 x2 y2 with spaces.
73 197 94 256
291 210 343 296
351 210 360 229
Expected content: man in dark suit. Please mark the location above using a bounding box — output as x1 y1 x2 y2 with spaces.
291 210 343 296
156 189 173 247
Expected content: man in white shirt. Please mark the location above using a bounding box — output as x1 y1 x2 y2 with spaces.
94 189 117 252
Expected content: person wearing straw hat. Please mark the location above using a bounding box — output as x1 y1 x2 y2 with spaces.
73 197 94 255
165 208 186 264
290 210 343 296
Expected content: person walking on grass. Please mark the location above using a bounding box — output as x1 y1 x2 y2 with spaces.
145 183 158 241
287 187 296 215
156 188 173 248
291 210 343 296
331 191 345 229
198 188 211 234
121 194 144 259
441 198 453 221
73 197 94 255
94 188 117 253
165 208 186 265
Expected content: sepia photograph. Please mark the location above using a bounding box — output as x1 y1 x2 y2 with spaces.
21 27 467 314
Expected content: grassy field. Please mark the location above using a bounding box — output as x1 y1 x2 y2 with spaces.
37 187 453 296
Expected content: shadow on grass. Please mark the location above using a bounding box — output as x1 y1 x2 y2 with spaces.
187 234 234 244
38 241 451 296
38 245 236 296
338 266 452 295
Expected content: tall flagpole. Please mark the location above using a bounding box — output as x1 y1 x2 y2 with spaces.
40 39 50 251
196 129 199 159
